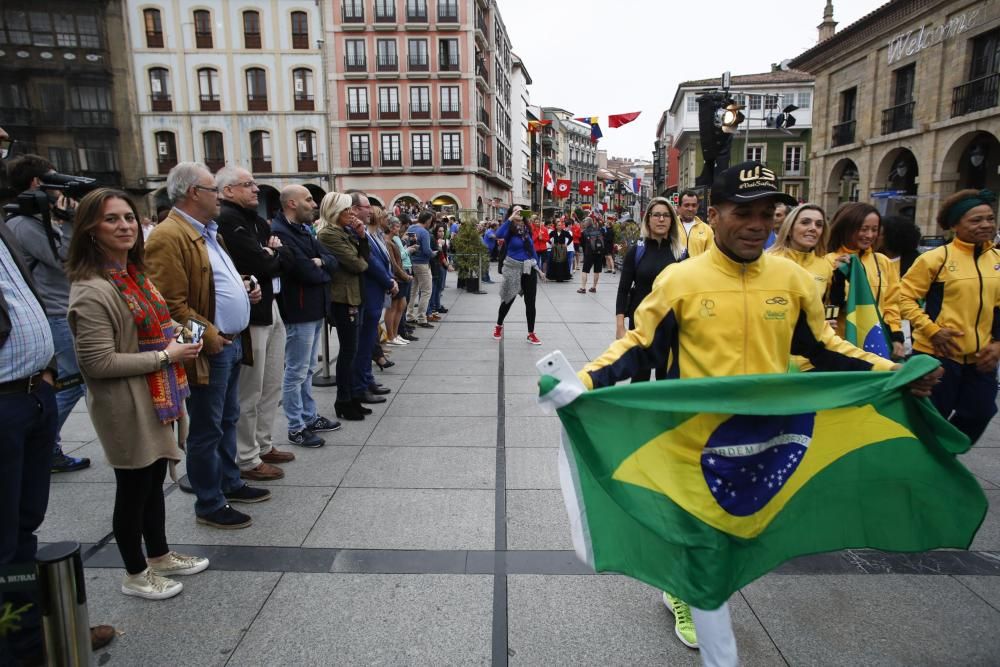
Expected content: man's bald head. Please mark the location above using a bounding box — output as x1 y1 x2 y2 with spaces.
281 184 317 224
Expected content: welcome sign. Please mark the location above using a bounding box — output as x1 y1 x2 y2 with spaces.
886 3 986 65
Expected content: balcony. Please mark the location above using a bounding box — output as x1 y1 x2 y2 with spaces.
344 55 367 73
294 95 314 111
406 8 428 23
146 31 164 48
780 158 808 178
477 107 490 130
881 101 914 134
381 150 402 167
441 107 460 120
350 149 371 167
377 54 399 72
410 106 430 120
475 12 488 43
475 62 489 89
244 32 261 49
150 95 172 112
408 56 429 72
199 94 220 111
831 119 856 147
195 31 213 49
442 151 462 166
251 158 272 173
347 104 369 121
440 56 460 73
374 6 396 23
412 155 432 167
952 73 999 117
379 103 400 120
478 153 490 170
298 157 318 172
438 5 459 23
157 157 177 175
292 32 309 49
73 110 114 126
342 4 364 23
247 94 268 111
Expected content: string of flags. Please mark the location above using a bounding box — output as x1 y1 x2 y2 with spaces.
528 112 641 144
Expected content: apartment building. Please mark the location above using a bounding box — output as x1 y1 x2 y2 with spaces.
327 0 517 218
511 53 532 207
125 0 329 214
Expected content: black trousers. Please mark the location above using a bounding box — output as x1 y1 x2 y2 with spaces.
113 458 169 574
497 269 538 332
331 302 359 402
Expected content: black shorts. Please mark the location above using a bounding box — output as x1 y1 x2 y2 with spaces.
582 253 604 273
395 276 412 300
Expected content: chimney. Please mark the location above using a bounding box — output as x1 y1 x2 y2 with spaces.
818 0 837 42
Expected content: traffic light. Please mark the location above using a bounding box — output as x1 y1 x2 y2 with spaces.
696 93 745 186
670 192 680 206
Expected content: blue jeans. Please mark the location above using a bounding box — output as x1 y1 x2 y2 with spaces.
283 320 322 431
185 339 244 516
353 307 381 395
0 382 56 661
428 264 444 313
48 316 85 455
930 355 999 444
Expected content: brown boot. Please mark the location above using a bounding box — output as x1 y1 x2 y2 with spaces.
240 462 284 481
260 447 295 463
91 624 116 651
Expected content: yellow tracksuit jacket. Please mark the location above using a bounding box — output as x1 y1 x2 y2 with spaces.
900 238 1000 364
680 218 714 258
825 246 903 342
767 247 833 299
580 243 895 388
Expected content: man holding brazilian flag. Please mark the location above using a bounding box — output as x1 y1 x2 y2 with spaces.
539 161 982 666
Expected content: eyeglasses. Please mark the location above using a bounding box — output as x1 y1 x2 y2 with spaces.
193 185 219 194
230 180 257 189
649 212 672 219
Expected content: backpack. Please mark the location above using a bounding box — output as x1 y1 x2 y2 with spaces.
587 229 605 254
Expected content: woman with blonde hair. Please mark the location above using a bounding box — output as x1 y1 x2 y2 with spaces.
317 192 370 420
767 203 834 296
66 188 207 600
614 197 685 381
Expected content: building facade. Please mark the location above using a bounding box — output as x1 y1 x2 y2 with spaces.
539 107 597 213
665 70 816 203
511 54 532 207
326 0 517 219
790 0 1000 231
0 1 142 197
124 0 329 214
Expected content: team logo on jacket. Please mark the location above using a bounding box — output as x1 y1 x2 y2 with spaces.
699 299 716 318
765 296 788 305
994 264 1000 271
701 413 813 516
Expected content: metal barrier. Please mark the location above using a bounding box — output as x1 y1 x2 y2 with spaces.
36 541 90 666
312 323 337 387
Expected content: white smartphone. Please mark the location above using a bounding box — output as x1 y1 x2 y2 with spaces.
535 350 585 390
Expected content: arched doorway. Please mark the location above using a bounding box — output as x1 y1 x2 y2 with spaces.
431 193 459 213
304 183 326 204
954 131 1000 191
256 184 281 221
391 194 420 214
875 148 918 195
826 158 860 212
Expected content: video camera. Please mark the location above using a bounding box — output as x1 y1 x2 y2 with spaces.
3 171 100 222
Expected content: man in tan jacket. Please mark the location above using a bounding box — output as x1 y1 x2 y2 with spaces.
145 162 268 529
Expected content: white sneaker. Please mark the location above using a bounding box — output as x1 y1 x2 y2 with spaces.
391 336 409 345
121 567 183 600
147 551 209 576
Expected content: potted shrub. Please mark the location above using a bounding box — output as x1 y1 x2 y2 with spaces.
451 212 489 293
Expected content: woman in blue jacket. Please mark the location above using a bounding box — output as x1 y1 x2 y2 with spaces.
493 206 542 345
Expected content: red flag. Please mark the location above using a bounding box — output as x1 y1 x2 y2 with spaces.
543 163 554 192
528 120 552 133
554 179 571 198
608 111 641 128
579 181 595 196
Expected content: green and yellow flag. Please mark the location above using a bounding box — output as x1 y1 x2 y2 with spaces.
549 356 985 610
840 254 891 358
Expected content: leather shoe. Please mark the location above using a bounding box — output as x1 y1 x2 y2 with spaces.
261 447 295 463
359 391 387 404
240 462 284 481
91 624 116 651
368 385 391 395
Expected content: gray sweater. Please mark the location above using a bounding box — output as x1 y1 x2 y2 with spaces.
4 214 73 317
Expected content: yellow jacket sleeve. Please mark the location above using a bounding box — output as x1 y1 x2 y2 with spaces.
877 253 902 336
899 252 942 341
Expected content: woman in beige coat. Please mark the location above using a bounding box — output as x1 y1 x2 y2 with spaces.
66 188 206 601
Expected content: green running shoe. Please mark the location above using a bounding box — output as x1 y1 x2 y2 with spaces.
662 592 699 649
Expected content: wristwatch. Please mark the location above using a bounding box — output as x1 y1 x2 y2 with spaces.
158 350 171 368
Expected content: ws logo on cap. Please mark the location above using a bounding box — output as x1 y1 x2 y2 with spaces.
739 166 777 182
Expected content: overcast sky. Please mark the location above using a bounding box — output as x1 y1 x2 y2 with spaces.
502 0 882 160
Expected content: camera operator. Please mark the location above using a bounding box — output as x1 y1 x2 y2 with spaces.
4 154 91 473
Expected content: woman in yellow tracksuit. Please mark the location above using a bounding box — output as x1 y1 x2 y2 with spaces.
900 189 1000 443
767 203 833 296
825 203 905 359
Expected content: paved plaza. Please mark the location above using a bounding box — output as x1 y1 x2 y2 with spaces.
42 270 1000 665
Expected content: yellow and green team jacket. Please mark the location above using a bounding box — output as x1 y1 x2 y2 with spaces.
579 243 895 389
679 218 714 258
900 238 1000 364
825 246 903 341
767 247 833 299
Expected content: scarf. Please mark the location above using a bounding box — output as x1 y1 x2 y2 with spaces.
104 263 190 424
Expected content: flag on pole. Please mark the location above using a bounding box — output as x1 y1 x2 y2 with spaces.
579 181 595 196
545 355 985 610
542 163 554 192
632 177 642 194
575 116 603 143
839 256 892 358
528 119 552 133
554 179 571 198
608 111 641 128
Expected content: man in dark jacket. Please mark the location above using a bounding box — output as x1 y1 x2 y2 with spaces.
216 167 297 479
271 185 340 448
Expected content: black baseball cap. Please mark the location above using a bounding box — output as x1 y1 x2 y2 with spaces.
711 160 798 207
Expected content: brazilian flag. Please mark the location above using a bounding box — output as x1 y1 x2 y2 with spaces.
841 254 891 357
549 356 986 610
